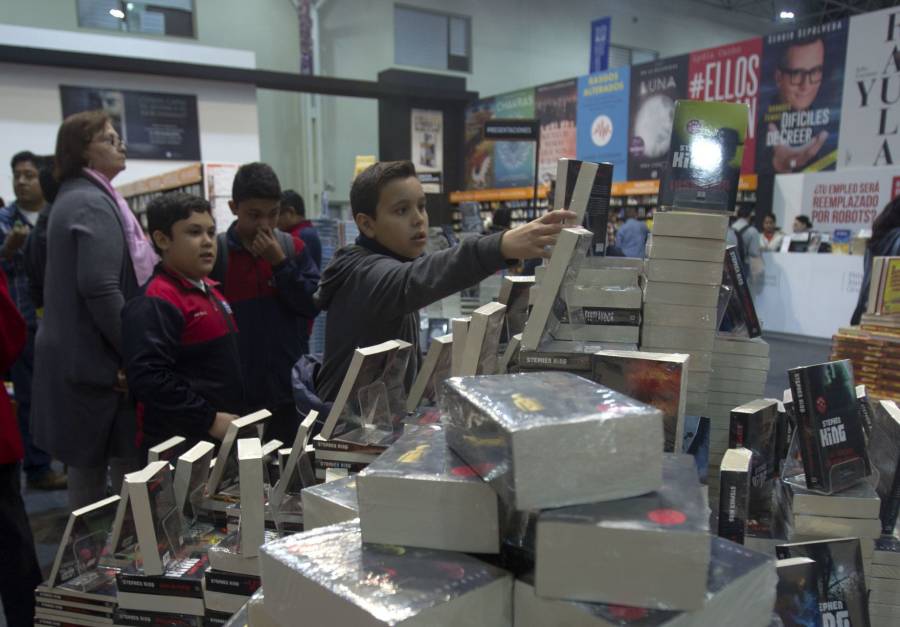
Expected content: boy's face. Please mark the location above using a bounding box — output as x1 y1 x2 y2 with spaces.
277 206 297 232
356 176 429 259
230 197 280 244
154 211 217 280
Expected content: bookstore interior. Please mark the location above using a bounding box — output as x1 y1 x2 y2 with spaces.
3 1 900 626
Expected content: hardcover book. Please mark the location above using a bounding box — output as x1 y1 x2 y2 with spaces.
126 460 185 577
854 384 875 437
776 538 870 627
441 372 663 510
206 410 270 496
535 454 709 610
717 448 752 545
259 519 513 627
590 350 689 453
459 301 507 376
49 495 121 588
773 557 822 627
357 425 499 553
870 399 900 534
657 100 748 213
301 475 360 531
787 360 870 494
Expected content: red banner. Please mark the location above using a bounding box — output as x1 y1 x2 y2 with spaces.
688 37 762 174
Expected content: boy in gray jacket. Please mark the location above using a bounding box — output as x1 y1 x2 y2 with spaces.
314 160 574 404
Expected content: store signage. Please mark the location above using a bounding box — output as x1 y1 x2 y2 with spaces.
493 89 536 188
417 171 442 194
60 85 201 161
411 108 443 193
483 119 540 141
576 66 630 182
800 166 900 237
590 17 611 74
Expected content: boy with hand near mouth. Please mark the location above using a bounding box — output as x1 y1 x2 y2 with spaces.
314 160 576 406
122 193 244 461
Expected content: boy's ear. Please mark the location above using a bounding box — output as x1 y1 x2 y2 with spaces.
354 211 376 238
228 199 238 216
151 229 171 253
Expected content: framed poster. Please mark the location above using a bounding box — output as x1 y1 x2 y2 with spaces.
411 108 443 193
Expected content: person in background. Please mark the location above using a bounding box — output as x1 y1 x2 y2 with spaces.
615 206 649 258
760 212 785 252
210 164 320 445
0 265 43 626
0 151 66 490
279 189 322 270
851 197 900 325
24 155 60 309
793 215 813 234
32 110 156 510
726 205 763 287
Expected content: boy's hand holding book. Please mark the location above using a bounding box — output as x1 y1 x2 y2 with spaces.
500 209 578 260
209 412 240 440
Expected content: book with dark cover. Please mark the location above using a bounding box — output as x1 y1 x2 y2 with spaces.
116 554 208 599
773 557 822 627
657 100 748 213
718 448 752 545
855 384 875 438
870 399 900 534
49 495 120 588
721 245 761 338
787 360 870 494
441 372 663 510
775 401 792 477
37 568 118 604
259 519 513 627
535 454 709 610
776 538 869 627
312 425 398 453
114 608 204 626
203 570 260 598
590 350 688 453
518 348 593 373
554 158 614 257
499 275 535 341
729 399 779 532
35 599 113 620
357 424 499 553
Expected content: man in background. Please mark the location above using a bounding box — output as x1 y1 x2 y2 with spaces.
279 189 322 270
615 207 649 258
726 205 763 287
0 152 65 490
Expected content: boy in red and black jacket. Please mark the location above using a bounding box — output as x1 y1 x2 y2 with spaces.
122 193 244 461
209 163 320 445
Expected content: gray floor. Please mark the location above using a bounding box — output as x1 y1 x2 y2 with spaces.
3 332 832 627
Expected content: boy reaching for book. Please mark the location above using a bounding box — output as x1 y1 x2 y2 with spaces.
122 193 244 462
314 160 576 407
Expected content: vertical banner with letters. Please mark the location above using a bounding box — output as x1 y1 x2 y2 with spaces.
838 6 900 169
411 109 443 193
576 66 630 181
464 98 495 189
493 88 536 188
688 37 762 174
535 79 578 183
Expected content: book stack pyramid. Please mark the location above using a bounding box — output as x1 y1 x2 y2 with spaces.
871 536 900 627
641 210 729 421
832 325 900 401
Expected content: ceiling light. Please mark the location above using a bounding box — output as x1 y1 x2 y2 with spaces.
779 10 795 20
109 8 125 19
127 2 134 8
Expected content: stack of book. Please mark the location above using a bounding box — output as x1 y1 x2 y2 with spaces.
871 536 900 627
831 326 900 400
300 475 359 531
310 425 398 480
641 211 729 421
861 256 899 325
707 336 771 500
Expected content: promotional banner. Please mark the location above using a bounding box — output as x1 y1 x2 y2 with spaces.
492 88 536 188
755 19 848 175
410 109 443 193
576 66 630 182
536 79 578 183
688 37 762 174
590 17 611 73
838 6 900 169
464 97 495 189
60 85 201 161
628 55 689 181
801 166 900 237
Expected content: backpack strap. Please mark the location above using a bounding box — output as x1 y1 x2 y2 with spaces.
211 230 296 283
274 229 296 258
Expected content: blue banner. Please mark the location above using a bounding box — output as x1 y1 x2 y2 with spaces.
576 66 630 181
590 17 611 73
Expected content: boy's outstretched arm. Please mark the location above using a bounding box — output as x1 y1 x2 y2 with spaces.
364 210 576 316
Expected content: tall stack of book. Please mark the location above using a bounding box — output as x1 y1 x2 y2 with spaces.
871 536 900 627
831 326 900 400
641 211 729 423
706 336 771 503
862 256 899 327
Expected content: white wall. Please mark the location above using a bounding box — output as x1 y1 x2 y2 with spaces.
0 62 259 203
317 0 770 201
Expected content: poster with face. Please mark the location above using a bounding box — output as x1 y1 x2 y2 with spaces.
838 6 900 169
576 66 630 182
688 37 762 174
535 79 578 184
464 97 495 189
755 19 849 175
628 55 689 181
493 88 536 188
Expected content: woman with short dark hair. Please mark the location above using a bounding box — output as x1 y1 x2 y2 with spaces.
851 197 900 325
32 110 157 509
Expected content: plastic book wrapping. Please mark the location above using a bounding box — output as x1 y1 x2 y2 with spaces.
259 519 513 626
116 552 209 597
383 340 413 429
718 246 761 338
327 342 397 439
869 400 900 535
786 478 880 520
787 360 871 495
103 483 139 569
48 495 121 588
729 400 779 535
440 372 664 510
773 558 822 627
207 411 270 496
775 538 870 627
406 334 453 412
590 350 688 453
142 462 186 575
300 475 359 524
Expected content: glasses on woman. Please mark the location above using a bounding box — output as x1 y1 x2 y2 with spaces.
95 134 125 148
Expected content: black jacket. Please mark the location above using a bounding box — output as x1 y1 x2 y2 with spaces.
314 232 507 403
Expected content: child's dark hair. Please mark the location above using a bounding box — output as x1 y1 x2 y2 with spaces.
232 162 281 203
147 192 212 254
350 160 417 218
10 150 39 171
281 189 306 217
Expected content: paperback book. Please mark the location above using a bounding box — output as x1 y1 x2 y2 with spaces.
719 245 761 338
499 275 535 340
729 399 779 532
147 436 188 464
173 441 216 522
554 158 614 256
206 410 270 497
459 301 506 376
115 553 208 616
406 334 453 411
48 495 121 588
126 461 185 577
717 448 752 545
300 475 359 531
773 557 822 627
869 399 900 534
